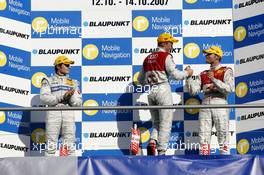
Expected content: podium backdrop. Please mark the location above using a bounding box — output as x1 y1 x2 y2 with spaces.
0 0 263 157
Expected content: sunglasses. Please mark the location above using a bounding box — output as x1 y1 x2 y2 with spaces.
63 64 70 67
206 54 213 57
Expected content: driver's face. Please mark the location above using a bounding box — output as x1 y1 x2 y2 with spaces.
205 53 217 64
163 42 173 53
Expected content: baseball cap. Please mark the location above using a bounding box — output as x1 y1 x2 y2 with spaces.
54 55 74 66
203 46 223 58
157 33 179 43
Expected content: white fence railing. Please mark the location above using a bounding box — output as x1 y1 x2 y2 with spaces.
0 103 264 111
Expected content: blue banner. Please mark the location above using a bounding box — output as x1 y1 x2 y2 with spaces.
31 11 81 38
237 128 264 155
183 36 234 64
0 0 30 23
77 155 264 175
82 38 132 65
235 71 264 104
132 10 182 37
0 102 29 134
82 94 133 121
31 66 82 94
183 0 232 9
234 14 264 49
0 45 30 79
30 122 82 152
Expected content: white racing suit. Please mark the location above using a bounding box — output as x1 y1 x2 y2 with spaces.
40 74 82 156
186 65 234 155
138 48 188 152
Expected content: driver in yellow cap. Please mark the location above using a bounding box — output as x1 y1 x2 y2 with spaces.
137 33 193 155
185 46 234 155
40 55 82 156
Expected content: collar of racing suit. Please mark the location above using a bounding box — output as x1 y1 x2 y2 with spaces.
157 47 167 53
54 73 69 79
210 64 222 71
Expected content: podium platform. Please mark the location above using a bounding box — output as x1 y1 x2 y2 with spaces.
1 155 264 175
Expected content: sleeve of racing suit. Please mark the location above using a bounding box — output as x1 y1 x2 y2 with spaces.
69 80 82 107
137 66 146 85
211 68 235 95
186 75 202 96
40 78 64 106
165 55 189 80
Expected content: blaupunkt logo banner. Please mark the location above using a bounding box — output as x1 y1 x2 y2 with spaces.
183 36 233 64
233 0 264 10
237 110 264 123
132 10 182 37
0 45 30 79
82 38 132 65
82 121 132 154
31 11 81 38
82 65 132 94
183 0 232 9
0 0 30 23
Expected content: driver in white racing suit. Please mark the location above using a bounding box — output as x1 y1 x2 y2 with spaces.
186 46 234 155
138 33 193 155
40 55 82 156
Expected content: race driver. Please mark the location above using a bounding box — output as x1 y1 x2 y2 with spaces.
40 55 82 156
185 46 234 155
137 32 193 155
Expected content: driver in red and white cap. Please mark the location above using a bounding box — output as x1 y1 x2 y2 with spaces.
186 46 234 155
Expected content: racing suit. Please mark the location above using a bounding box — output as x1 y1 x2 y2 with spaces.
138 48 189 152
186 64 234 155
40 74 82 156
